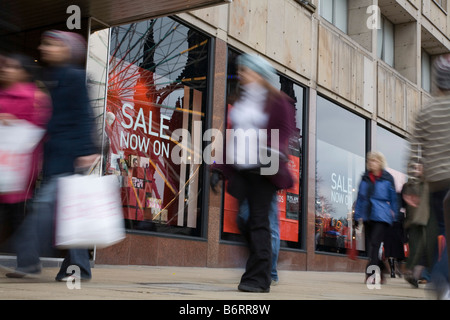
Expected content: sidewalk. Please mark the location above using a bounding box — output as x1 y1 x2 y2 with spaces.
0 264 433 300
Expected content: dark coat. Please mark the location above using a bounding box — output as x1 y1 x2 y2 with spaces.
42 65 98 179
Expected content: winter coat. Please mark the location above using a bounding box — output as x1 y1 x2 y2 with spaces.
41 65 98 179
0 82 50 203
354 170 398 225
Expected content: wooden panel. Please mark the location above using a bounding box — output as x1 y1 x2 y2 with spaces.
228 0 268 52
317 24 371 110
264 0 313 78
317 24 333 89
405 84 420 131
376 62 423 130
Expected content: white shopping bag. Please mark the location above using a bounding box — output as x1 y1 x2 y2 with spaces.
55 174 125 249
0 119 45 193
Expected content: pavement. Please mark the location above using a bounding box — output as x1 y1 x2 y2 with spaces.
0 262 436 301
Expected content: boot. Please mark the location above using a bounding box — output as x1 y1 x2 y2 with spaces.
388 258 395 278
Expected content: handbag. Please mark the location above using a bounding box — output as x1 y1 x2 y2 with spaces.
54 173 125 248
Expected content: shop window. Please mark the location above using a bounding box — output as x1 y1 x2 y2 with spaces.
377 15 394 67
105 17 210 237
315 96 366 254
319 0 348 34
375 126 408 193
421 49 432 93
221 48 305 250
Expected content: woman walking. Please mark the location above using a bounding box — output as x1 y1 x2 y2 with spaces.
211 53 295 292
354 151 398 284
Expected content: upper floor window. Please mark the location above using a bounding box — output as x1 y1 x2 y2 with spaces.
319 0 348 34
377 15 394 67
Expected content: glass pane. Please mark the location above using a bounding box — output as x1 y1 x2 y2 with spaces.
105 17 210 237
383 17 395 67
315 96 366 254
319 0 334 24
221 48 305 249
334 0 348 34
376 126 408 193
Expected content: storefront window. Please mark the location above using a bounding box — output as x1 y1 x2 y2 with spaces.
105 17 210 237
221 48 305 249
376 126 408 193
315 96 366 253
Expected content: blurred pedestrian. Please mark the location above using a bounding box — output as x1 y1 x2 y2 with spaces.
5 30 99 281
354 151 398 285
211 53 295 293
402 162 431 287
0 53 50 250
409 53 450 299
384 191 406 278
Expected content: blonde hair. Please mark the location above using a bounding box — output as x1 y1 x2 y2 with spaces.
367 151 387 170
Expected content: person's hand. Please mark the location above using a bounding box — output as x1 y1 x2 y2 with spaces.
0 113 17 125
75 154 101 170
403 194 420 208
210 170 223 194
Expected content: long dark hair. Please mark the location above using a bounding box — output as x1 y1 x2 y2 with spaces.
8 53 40 82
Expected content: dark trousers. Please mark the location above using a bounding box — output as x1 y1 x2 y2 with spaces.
365 221 389 275
235 170 277 290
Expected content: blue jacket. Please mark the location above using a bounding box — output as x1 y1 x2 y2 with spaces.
354 170 398 225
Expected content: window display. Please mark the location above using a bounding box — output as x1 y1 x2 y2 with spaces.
315 96 366 253
105 17 210 236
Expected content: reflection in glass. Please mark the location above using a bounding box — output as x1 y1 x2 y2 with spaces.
376 126 408 193
315 96 366 254
105 17 209 236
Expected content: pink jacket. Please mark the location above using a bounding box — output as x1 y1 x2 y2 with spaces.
0 82 51 203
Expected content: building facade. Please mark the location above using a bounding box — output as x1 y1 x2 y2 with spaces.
2 0 450 272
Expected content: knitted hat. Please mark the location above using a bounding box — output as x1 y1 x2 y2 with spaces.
433 53 450 91
42 30 87 65
237 53 278 88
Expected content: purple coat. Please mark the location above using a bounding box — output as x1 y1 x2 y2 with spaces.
214 90 296 190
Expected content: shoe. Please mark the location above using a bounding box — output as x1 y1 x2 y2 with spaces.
5 263 42 279
405 274 419 288
238 283 270 293
271 279 279 286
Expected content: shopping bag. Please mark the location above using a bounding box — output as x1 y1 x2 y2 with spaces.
55 174 125 249
0 119 45 193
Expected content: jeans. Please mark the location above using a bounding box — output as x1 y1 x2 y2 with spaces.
12 176 91 279
238 194 280 281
